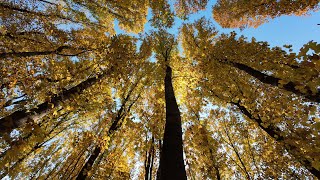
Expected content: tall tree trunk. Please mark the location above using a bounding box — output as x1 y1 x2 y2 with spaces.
158 65 187 180
220 59 320 103
0 45 88 58
0 68 112 135
231 101 320 178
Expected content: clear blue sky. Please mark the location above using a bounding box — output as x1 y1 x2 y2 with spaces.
115 0 320 53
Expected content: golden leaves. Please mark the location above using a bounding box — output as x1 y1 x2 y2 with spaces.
213 0 320 28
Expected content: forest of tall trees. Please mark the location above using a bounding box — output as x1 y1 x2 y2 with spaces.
0 0 319 179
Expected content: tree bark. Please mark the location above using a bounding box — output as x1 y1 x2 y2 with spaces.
158 65 187 180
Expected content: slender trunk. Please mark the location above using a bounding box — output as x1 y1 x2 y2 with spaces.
159 65 187 180
0 119 72 178
200 126 221 180
149 144 155 180
215 166 221 180
156 140 162 180
45 161 62 179
75 82 140 179
0 68 112 135
222 60 320 103
145 136 154 180
245 133 262 178
76 146 102 180
223 126 251 180
76 113 122 180
231 101 320 178
0 45 87 59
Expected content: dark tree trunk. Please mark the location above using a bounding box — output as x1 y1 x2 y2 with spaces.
0 68 112 135
231 101 320 178
76 146 101 180
222 60 320 103
75 81 140 180
75 110 125 180
156 140 162 180
0 45 84 58
149 144 155 180
215 166 221 180
159 65 187 180
145 136 155 180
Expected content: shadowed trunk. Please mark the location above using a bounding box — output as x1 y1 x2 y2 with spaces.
156 140 162 179
76 115 122 180
149 145 155 180
221 59 320 103
0 45 88 59
231 101 320 178
0 68 112 135
76 81 141 179
158 64 187 180
145 136 155 180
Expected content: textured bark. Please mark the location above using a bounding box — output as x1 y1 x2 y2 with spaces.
223 60 320 103
159 65 187 180
231 101 320 178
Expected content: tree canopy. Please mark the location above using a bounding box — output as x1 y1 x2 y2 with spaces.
0 0 319 179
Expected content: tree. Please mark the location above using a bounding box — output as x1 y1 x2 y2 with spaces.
76 63 150 179
181 18 320 178
151 30 187 179
0 0 150 135
213 0 320 28
0 35 140 135
1 0 320 179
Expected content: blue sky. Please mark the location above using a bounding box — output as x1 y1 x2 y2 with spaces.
115 0 320 53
